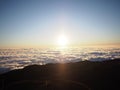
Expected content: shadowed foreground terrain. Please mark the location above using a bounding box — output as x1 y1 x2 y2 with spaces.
0 59 120 90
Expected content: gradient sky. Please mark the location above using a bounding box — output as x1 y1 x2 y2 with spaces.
0 0 120 48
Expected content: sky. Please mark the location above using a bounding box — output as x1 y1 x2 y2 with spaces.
0 0 120 48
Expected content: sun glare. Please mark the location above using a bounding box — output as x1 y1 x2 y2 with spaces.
57 34 68 46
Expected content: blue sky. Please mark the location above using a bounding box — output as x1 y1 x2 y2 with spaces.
0 0 120 47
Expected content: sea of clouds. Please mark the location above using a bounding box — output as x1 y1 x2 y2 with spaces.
0 47 120 74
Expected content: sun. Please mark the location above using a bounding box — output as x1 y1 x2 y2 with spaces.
57 34 68 46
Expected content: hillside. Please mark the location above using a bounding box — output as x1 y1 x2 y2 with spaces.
0 59 120 90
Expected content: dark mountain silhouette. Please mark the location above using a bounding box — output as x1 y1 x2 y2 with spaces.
0 59 120 90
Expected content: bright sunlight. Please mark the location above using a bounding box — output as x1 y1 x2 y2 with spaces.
57 34 68 46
